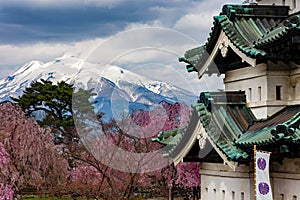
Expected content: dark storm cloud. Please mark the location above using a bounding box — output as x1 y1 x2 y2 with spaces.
0 0 242 81
0 0 196 44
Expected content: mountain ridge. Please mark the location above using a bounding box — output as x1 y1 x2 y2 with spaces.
0 54 197 119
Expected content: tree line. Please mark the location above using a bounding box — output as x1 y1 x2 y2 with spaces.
0 79 200 199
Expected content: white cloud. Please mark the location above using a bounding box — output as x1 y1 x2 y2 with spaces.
173 0 242 42
0 0 241 90
83 0 125 8
0 0 125 8
0 26 204 92
173 12 218 43
0 43 66 68
80 27 204 91
174 12 218 32
0 26 198 74
0 39 105 79
124 20 164 30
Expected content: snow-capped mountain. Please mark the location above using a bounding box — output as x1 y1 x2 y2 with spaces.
0 54 197 120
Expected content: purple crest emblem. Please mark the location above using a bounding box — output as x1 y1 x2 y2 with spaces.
258 182 270 195
257 157 266 170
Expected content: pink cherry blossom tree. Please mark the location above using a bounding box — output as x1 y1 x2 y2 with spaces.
66 100 194 199
2 94 199 199
0 102 69 197
0 142 13 200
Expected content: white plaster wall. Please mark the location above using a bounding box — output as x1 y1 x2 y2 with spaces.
272 178 300 200
201 159 300 200
266 74 289 101
244 76 267 103
250 106 268 119
224 64 268 103
223 63 300 119
290 67 300 100
200 163 253 200
271 158 300 199
272 158 300 174
257 0 299 13
201 175 252 200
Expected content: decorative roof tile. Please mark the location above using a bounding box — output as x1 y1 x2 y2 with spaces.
179 4 300 74
236 106 300 148
153 92 300 163
178 46 206 72
152 127 185 145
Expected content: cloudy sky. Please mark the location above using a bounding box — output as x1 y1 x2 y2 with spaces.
0 0 242 93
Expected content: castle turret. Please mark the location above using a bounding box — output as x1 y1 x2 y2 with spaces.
180 4 300 118
256 0 299 13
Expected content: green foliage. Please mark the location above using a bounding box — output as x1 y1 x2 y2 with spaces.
11 79 73 127
11 79 96 144
72 88 97 117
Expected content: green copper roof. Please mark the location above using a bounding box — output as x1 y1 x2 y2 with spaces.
152 127 185 145
153 91 300 163
197 92 254 161
254 13 300 48
179 4 300 74
213 14 267 57
178 46 206 72
235 106 300 148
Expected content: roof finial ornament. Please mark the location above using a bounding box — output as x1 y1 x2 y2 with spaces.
242 0 258 5
219 41 229 57
197 132 207 149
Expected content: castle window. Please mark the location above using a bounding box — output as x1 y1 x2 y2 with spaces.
249 88 252 102
258 86 262 101
293 0 296 9
282 0 286 6
222 190 225 200
241 192 244 200
292 86 296 100
276 85 282 100
293 195 297 200
280 194 284 200
232 191 235 200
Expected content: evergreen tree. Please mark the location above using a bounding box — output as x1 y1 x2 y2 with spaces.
11 79 95 144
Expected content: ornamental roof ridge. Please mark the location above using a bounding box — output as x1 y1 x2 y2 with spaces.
152 92 300 164
221 4 289 18
179 4 300 76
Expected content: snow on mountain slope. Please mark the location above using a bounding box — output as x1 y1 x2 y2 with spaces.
0 55 82 100
0 54 197 117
